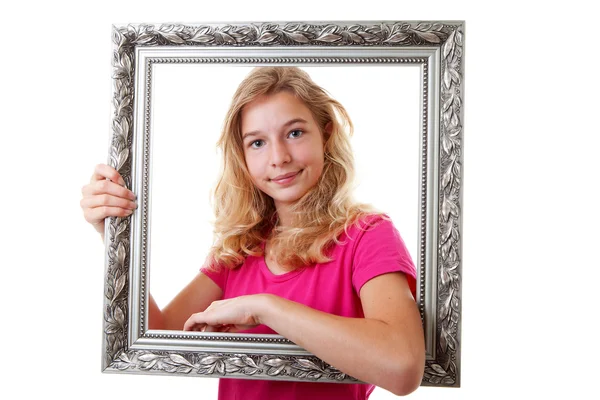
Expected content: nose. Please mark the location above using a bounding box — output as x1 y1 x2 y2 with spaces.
269 138 291 166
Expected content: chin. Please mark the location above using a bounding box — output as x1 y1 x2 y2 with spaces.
272 194 302 204
270 190 308 205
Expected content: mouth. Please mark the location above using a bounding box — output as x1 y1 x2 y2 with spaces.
271 170 301 181
271 170 302 184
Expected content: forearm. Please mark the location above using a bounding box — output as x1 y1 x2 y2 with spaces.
257 295 424 395
148 293 191 331
148 294 165 329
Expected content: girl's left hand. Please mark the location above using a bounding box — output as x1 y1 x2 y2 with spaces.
183 295 266 333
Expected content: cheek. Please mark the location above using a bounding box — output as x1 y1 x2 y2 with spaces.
304 148 325 172
244 155 264 184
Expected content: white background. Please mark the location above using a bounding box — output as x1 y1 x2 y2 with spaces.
1 1 598 399
150 64 420 309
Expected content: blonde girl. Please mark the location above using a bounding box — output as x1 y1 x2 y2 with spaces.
81 66 424 399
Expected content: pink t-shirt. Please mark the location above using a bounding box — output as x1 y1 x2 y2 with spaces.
202 215 416 400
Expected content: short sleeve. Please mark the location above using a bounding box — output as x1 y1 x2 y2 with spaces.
351 217 417 299
200 262 229 293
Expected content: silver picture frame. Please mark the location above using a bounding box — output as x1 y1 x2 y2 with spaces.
102 20 464 388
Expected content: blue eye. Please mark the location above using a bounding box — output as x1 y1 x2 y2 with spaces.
288 130 303 138
250 140 264 149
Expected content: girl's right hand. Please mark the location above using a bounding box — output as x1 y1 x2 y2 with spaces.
80 164 137 237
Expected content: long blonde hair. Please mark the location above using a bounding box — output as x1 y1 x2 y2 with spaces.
207 67 384 271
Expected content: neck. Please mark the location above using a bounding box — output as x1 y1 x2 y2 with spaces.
274 202 293 228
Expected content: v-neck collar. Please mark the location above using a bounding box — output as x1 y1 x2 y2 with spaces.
258 241 308 282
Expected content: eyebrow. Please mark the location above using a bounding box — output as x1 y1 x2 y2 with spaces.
242 118 308 140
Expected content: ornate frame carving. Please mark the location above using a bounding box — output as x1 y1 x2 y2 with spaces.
102 20 464 387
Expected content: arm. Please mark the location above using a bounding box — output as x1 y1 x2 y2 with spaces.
82 164 223 331
149 271 223 330
257 272 424 396
185 272 424 395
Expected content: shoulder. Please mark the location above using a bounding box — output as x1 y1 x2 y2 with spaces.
200 260 232 292
344 213 409 258
344 213 417 298
200 252 260 293
342 213 398 245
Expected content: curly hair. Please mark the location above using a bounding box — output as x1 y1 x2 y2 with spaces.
206 66 385 271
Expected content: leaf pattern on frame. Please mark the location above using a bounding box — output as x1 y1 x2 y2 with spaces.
102 20 464 387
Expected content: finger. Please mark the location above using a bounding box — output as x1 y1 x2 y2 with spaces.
183 314 205 331
90 164 126 186
83 205 134 224
82 179 136 201
201 324 233 333
183 322 206 332
202 325 223 333
228 324 256 333
80 193 137 211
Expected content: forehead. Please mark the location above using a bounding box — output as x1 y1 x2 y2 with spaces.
240 92 314 131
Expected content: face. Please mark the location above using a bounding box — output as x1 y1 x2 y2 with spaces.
240 91 326 212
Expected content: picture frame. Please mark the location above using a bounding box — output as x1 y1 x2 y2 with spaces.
102 20 464 387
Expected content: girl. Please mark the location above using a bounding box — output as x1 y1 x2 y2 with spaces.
81 67 424 399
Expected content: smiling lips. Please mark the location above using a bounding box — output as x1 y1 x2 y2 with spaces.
271 170 301 184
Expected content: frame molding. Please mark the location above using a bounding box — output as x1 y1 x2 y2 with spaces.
102 20 464 387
